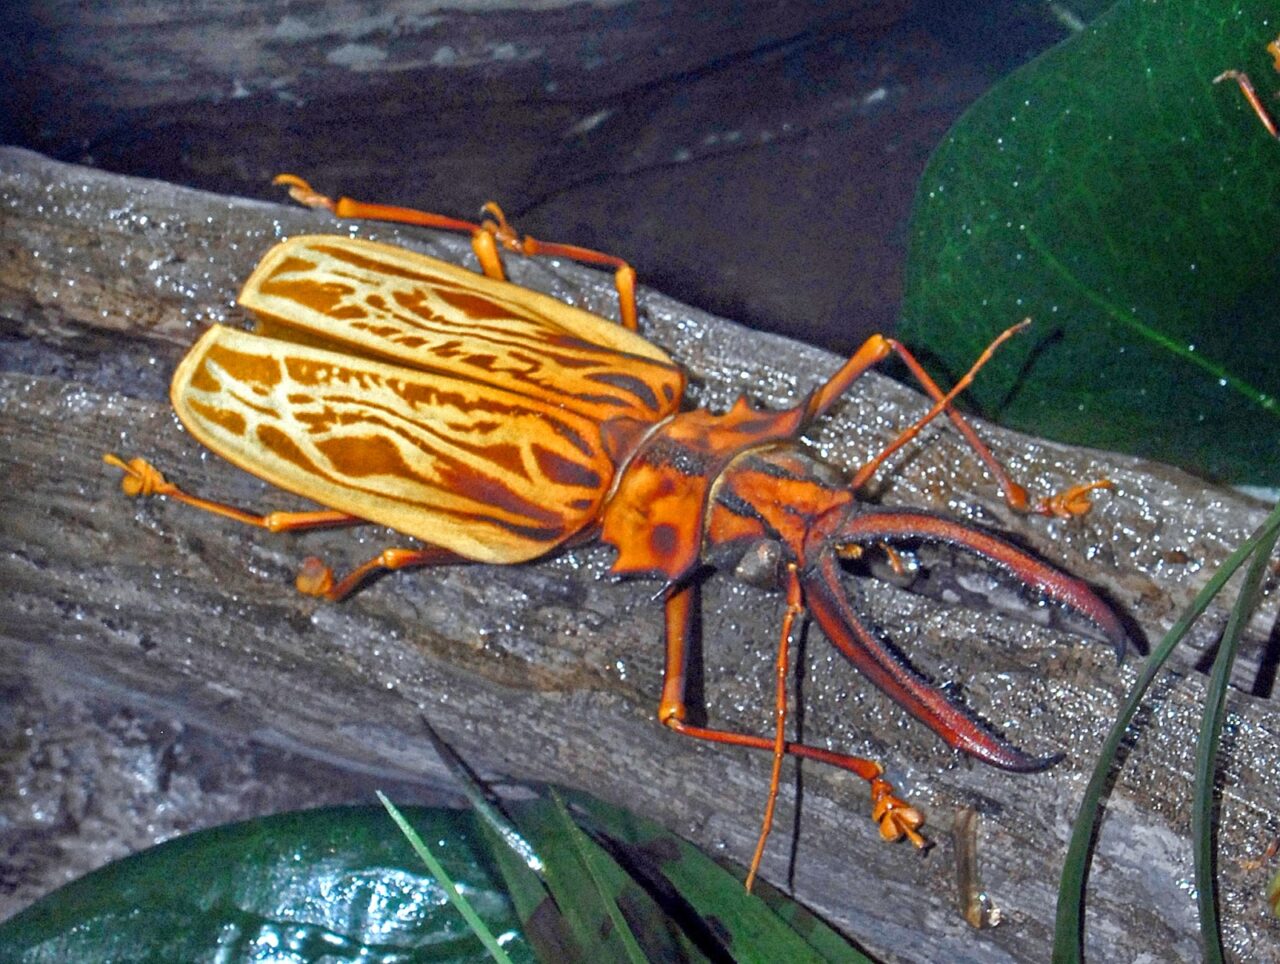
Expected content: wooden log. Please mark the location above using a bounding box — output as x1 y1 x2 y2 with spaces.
1 147 1277 960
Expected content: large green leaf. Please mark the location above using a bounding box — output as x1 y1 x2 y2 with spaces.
561 791 872 964
900 0 1280 484
0 789 874 963
0 806 531 963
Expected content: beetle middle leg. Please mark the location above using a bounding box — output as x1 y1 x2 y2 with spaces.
294 546 471 602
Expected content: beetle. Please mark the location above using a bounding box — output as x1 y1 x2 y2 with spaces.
106 176 1124 889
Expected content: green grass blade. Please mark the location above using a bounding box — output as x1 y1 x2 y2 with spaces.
415 719 587 959
419 717 545 879
513 796 701 963
378 791 516 964
1053 499 1280 962
1192 510 1280 962
543 790 653 964
471 812 589 964
565 790 869 963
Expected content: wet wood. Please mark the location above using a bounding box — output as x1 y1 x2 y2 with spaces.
2 147 1277 961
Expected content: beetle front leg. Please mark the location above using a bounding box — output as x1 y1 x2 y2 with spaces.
745 564 803 891
807 325 1112 518
656 582 925 891
1215 66 1280 139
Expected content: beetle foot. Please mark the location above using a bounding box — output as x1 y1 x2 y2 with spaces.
272 174 337 212
1033 478 1114 518
296 556 335 597
870 776 926 848
103 453 170 498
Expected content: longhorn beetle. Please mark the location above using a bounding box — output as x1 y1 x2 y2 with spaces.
107 176 1123 889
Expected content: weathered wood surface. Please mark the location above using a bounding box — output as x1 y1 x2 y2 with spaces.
2 148 1278 961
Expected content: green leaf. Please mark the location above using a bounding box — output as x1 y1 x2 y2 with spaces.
471 808 588 964
509 796 706 963
1190 512 1280 960
564 791 872 964
379 793 516 964
901 0 1280 484
0 806 531 963
1052 499 1280 961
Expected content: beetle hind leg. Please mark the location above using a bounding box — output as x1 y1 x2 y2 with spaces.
272 175 640 330
103 454 360 532
104 454 470 602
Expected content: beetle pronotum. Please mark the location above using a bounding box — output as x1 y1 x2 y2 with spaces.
106 177 1123 890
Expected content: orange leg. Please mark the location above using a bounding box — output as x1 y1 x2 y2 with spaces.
295 546 471 602
274 174 639 331
744 564 803 891
1215 69 1280 139
806 323 1111 519
104 454 469 599
103 454 361 532
657 583 925 890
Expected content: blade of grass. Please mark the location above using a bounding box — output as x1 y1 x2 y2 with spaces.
566 790 872 964
513 797 694 962
543 790 653 964
419 717 544 877
377 791 516 964
1192 511 1280 962
471 812 589 964
1052 499 1280 963
416 720 590 961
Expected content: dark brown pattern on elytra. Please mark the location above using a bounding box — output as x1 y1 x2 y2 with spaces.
258 276 361 318
204 342 282 389
434 286 513 321
256 423 316 475
239 237 685 428
532 443 604 489
315 431 415 479
173 321 635 561
185 398 246 437
429 450 566 527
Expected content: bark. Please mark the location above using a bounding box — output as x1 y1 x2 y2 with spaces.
1 147 1278 961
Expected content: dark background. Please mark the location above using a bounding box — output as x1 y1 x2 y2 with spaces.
1 1 1096 354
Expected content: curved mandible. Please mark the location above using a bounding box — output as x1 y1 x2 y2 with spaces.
801 550 1062 772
